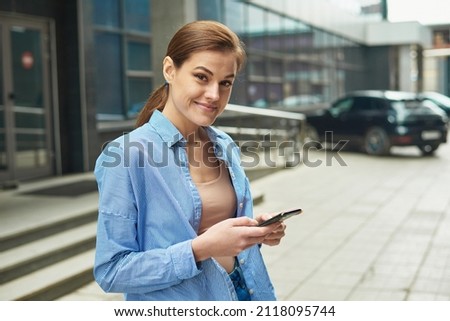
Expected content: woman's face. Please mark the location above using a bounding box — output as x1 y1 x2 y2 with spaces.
162 50 238 135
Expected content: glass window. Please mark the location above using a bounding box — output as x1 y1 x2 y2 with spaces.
124 0 151 32
94 33 123 115
246 5 265 50
15 112 45 129
249 59 265 77
11 27 43 108
127 41 151 71
15 133 47 168
282 18 299 53
266 11 282 52
298 25 314 51
330 98 353 117
127 78 152 117
248 82 267 108
267 83 282 105
268 60 282 78
352 97 376 111
224 0 245 34
197 0 222 21
92 0 152 118
93 0 120 28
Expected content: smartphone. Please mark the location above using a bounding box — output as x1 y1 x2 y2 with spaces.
258 208 303 227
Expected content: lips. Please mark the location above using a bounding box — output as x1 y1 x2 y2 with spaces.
195 101 218 112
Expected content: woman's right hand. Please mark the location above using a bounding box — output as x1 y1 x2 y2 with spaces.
191 216 281 262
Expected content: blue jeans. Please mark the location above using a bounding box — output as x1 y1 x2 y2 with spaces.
228 261 251 301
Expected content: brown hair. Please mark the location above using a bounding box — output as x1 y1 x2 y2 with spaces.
135 20 246 127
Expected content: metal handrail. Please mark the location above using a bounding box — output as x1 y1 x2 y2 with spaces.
216 103 306 142
215 104 307 168
225 104 306 121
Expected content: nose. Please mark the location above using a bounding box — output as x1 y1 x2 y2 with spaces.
204 83 220 102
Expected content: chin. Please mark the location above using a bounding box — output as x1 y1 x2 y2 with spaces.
193 112 220 127
197 116 217 127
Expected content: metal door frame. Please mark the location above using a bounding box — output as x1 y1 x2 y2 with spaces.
0 14 59 183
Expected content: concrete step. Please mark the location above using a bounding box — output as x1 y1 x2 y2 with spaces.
0 209 98 252
0 249 96 300
0 222 97 284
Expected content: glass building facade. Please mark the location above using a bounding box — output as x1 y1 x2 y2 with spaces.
89 0 367 121
197 0 367 110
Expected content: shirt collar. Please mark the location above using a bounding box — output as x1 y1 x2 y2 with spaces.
148 110 229 148
148 110 185 147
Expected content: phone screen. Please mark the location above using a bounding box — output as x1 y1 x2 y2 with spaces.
258 208 303 227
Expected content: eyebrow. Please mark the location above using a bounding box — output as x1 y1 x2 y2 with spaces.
194 66 235 79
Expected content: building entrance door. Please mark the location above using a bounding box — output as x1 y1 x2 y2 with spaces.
0 16 55 184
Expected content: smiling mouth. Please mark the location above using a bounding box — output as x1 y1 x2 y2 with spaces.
196 102 218 111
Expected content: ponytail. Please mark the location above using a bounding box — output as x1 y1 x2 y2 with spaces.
135 83 168 128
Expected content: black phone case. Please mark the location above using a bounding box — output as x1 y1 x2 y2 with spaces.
258 208 302 227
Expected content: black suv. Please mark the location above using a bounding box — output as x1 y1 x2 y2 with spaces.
305 90 448 155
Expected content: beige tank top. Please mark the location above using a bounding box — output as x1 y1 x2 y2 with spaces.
196 161 237 273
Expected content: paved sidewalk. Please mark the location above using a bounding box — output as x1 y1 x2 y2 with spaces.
59 142 450 301
255 145 450 301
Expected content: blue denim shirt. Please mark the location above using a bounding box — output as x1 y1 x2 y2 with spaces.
93 110 276 301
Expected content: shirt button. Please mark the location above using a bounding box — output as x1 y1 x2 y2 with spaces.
239 203 243 208
239 259 245 265
249 289 254 295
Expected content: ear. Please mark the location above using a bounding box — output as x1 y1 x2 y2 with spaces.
163 56 175 83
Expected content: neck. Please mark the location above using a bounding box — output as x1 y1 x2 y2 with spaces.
162 105 200 140
186 127 206 146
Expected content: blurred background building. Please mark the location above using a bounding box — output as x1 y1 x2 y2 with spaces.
0 0 448 185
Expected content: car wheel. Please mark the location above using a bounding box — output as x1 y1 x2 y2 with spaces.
364 127 391 155
418 143 439 156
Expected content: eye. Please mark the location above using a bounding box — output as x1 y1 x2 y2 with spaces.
194 73 208 82
221 80 233 88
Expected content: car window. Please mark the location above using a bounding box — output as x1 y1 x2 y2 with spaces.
391 99 445 117
329 98 353 117
352 97 375 111
351 97 388 112
392 99 424 110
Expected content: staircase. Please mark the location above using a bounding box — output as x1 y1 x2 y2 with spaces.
0 207 98 300
0 167 270 301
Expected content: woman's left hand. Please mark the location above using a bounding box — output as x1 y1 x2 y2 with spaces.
255 213 287 246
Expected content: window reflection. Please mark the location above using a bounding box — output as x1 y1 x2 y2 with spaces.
124 0 151 32
127 78 152 118
197 0 222 21
92 0 151 118
11 27 43 108
127 41 151 71
224 0 245 34
94 33 123 115
93 0 120 28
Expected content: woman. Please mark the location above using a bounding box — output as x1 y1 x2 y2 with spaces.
94 20 286 301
